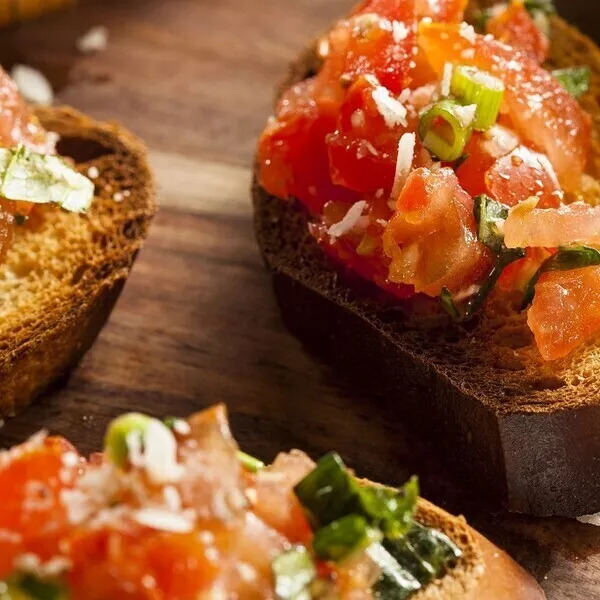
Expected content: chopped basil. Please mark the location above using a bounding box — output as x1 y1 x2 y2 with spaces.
368 543 422 599
294 453 418 538
1 574 68 600
312 514 382 561
523 0 555 16
238 450 265 473
384 522 462 585
521 245 600 309
0 145 94 213
552 67 590 99
441 195 525 321
272 546 316 600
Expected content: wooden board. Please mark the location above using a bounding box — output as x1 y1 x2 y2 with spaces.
0 0 599 597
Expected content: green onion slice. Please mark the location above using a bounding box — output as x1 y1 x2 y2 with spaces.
552 67 590 99
418 99 474 162
238 451 265 473
0 574 69 600
0 145 94 213
312 514 382 562
272 546 316 600
450 66 504 131
104 413 154 467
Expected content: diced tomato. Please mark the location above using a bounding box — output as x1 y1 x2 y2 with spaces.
251 451 314 544
0 66 48 151
0 436 79 576
415 0 468 22
353 0 415 20
528 266 600 360
258 79 357 214
343 9 417 94
327 77 415 195
486 1 549 64
383 167 491 296
497 247 555 293
418 22 591 192
67 526 219 600
486 146 562 208
503 200 600 249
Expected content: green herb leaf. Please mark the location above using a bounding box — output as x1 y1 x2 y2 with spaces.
368 543 422 600
521 245 600 309
552 67 591 99
238 450 265 473
356 477 419 540
294 453 418 538
441 195 525 321
523 0 555 16
0 145 94 213
272 546 316 600
312 514 382 562
383 522 462 586
1 574 68 600
293 452 358 529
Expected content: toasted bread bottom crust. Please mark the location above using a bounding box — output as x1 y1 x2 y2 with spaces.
0 106 156 418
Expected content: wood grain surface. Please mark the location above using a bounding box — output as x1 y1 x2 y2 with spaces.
0 0 598 598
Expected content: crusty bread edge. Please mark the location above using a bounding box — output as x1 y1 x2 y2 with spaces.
0 106 156 417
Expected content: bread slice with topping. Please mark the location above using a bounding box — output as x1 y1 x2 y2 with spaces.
0 404 544 599
252 10 600 517
0 105 155 417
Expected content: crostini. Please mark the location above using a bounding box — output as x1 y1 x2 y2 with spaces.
253 0 600 516
0 404 544 599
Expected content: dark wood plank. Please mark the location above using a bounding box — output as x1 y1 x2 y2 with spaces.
0 1 599 598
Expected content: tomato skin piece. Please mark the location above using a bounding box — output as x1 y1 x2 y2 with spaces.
486 1 549 64
418 22 591 192
456 134 498 197
384 167 491 296
528 266 600 361
258 79 358 214
486 146 562 209
0 436 78 577
327 77 415 195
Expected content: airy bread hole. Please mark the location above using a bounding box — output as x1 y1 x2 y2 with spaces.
56 136 113 163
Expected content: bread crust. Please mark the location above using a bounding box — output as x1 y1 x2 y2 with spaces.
0 106 156 417
253 16 600 516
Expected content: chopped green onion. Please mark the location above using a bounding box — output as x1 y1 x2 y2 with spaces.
0 145 94 213
418 99 473 162
312 514 382 562
450 66 504 131
272 546 316 600
1 574 68 600
521 245 600 309
238 451 265 473
104 412 153 467
552 67 590 99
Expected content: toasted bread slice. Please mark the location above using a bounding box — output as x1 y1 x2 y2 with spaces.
411 497 543 599
0 106 155 418
253 15 600 517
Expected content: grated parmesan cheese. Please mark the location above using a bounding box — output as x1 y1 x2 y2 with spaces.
577 513 600 526
141 419 185 485
76 25 109 54
454 104 477 128
459 22 476 44
441 63 453 97
371 86 408 128
11 65 53 105
392 20 410 42
133 508 195 533
328 201 367 238
391 132 416 199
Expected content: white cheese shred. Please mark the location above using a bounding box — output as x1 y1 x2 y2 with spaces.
391 132 416 200
328 200 367 238
371 86 408 128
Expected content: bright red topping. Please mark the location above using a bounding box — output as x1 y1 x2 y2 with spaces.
529 266 600 361
258 0 596 360
486 1 550 64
